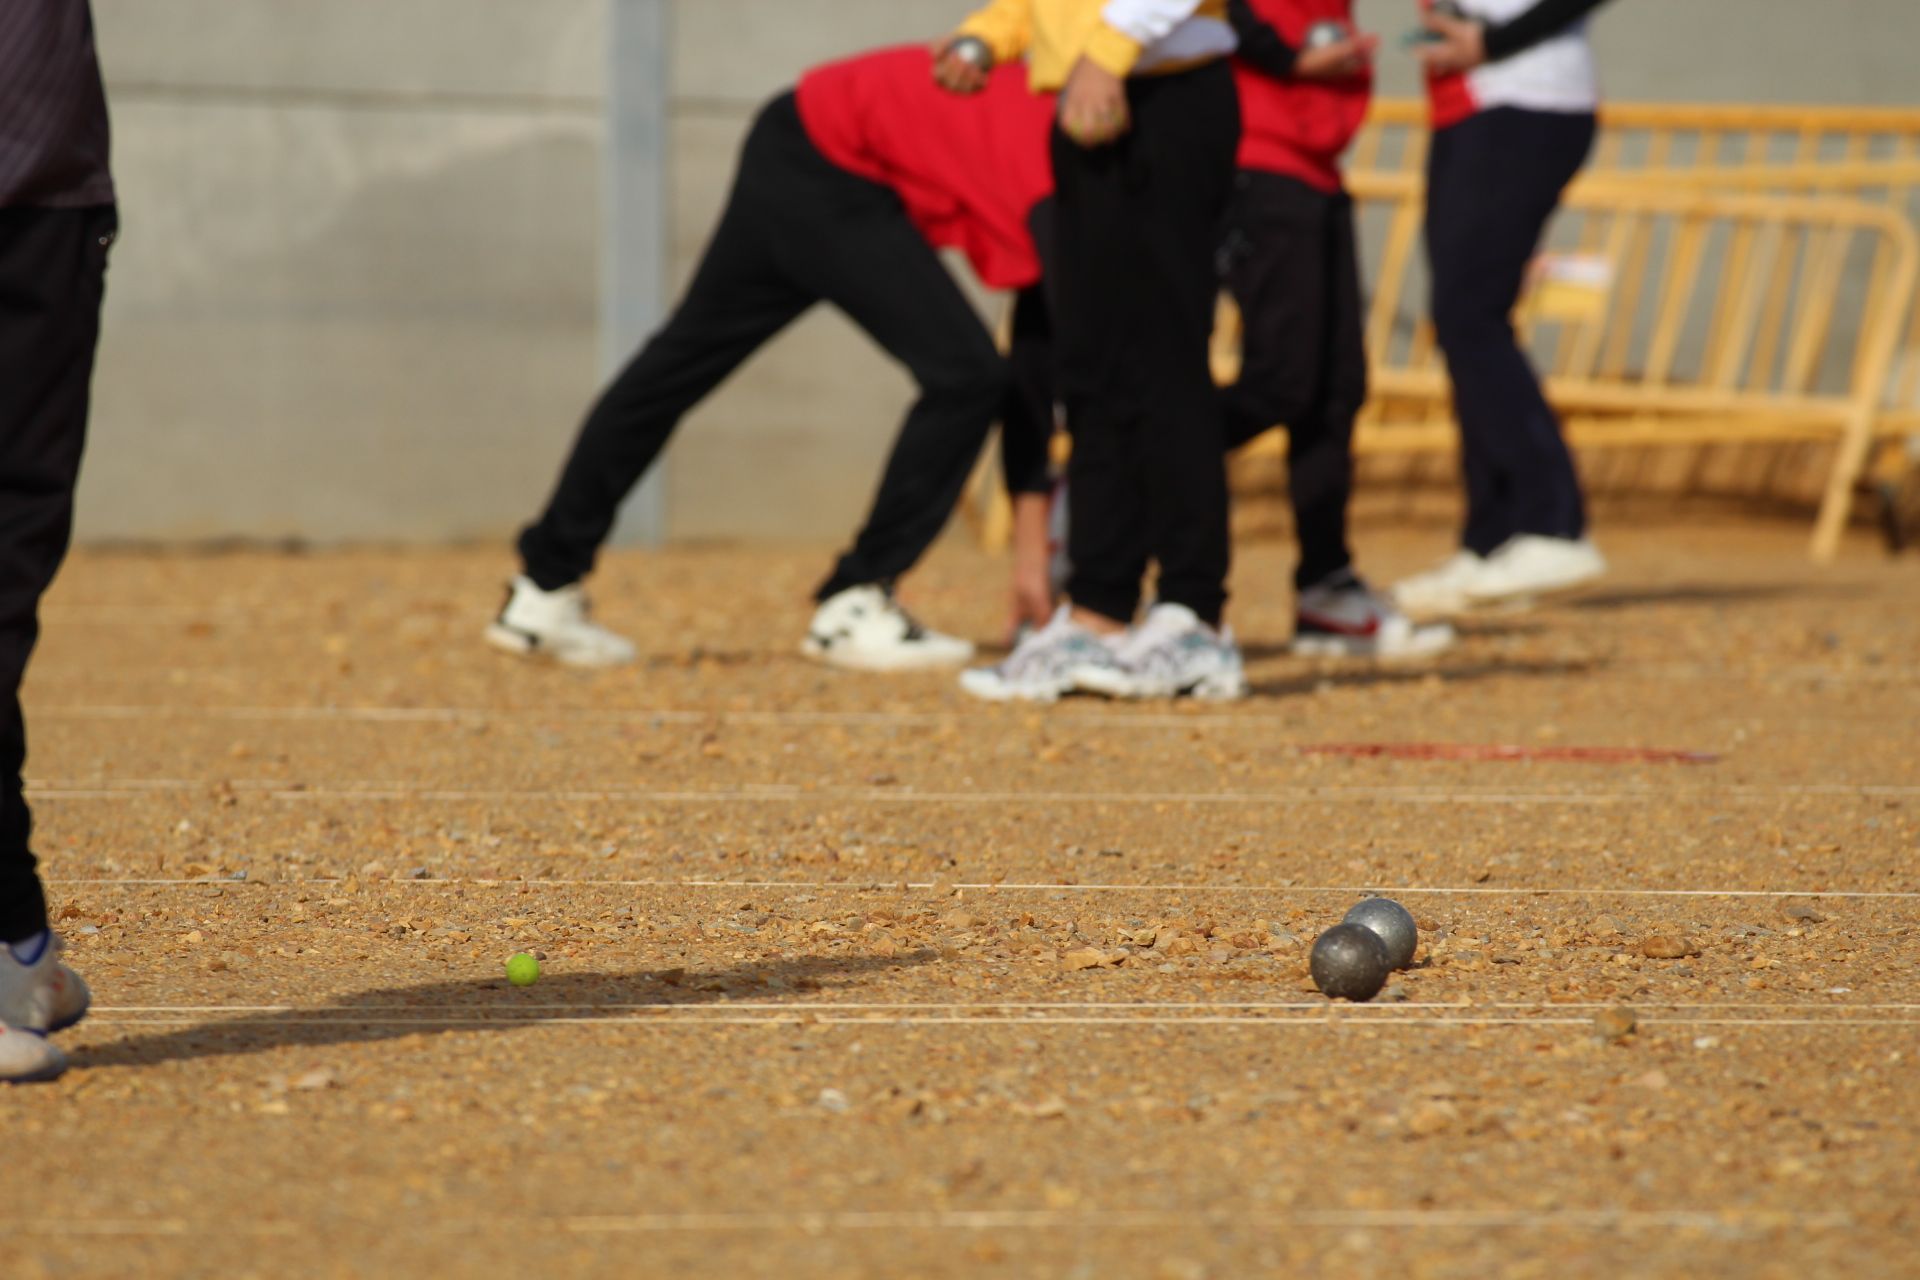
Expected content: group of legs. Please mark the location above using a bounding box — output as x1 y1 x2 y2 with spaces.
490 72 1601 703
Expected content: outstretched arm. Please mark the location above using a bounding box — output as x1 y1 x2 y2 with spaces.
1482 0 1612 60
1226 0 1297 79
1420 0 1612 75
1229 0 1378 81
934 0 1034 93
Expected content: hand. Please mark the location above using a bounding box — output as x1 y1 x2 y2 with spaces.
1006 492 1058 641
931 35 991 94
1007 569 1057 641
1295 32 1380 80
1059 57 1129 146
1415 11 1487 75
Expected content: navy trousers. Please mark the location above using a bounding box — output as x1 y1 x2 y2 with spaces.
1426 107 1595 555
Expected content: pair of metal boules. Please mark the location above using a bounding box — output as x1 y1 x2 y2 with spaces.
1309 898 1419 1002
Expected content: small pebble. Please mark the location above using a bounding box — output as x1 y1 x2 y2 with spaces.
1593 1008 1637 1042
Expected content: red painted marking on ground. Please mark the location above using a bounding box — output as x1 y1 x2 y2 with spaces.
1299 743 1720 765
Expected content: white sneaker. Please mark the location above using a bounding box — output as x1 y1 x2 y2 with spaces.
1293 570 1456 660
486 576 637 668
2 932 89 1082
1 1027 66 1084
0 931 90 1034
959 606 1130 703
1110 603 1248 701
801 586 974 672
1464 535 1606 605
1391 551 1485 621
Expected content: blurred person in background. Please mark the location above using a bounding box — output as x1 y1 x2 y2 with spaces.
1393 0 1615 618
0 0 115 1083
999 0 1455 663
493 47 1055 675
1222 0 1454 658
938 0 1249 703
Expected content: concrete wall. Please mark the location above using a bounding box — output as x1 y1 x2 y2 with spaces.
77 0 1920 545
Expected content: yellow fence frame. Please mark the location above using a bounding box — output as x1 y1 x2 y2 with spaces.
1334 173 1917 561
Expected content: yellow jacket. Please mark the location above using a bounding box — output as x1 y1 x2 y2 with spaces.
957 0 1232 91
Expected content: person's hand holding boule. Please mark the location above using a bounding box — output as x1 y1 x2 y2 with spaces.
1059 57 1129 146
1296 31 1380 80
931 35 993 94
1416 9 1487 74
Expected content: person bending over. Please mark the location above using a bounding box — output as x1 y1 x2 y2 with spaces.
492 48 1054 673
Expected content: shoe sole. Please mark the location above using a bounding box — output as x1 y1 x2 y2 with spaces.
1103 668 1249 701
1463 564 1605 607
800 638 975 673
1392 591 1472 623
1292 625 1457 661
1 1037 67 1084
957 672 1064 704
1070 666 1138 699
49 998 90 1035
484 624 634 670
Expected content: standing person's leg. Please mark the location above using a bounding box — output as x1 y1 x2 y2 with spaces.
1049 129 1155 632
1435 108 1601 602
1219 171 1353 585
495 98 816 667
1224 177 1450 659
790 173 1009 671
1425 112 1532 559
0 205 114 1083
1404 107 1600 614
807 193 1011 604
515 99 815 597
1288 189 1452 658
1122 67 1241 637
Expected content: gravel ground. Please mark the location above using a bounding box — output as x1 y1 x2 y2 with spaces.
5 522 1917 1278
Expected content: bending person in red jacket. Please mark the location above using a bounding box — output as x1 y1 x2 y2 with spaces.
491 48 1055 672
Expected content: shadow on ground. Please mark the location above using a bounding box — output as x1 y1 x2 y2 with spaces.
1244 656 1602 698
1569 582 1853 611
79 950 936 1070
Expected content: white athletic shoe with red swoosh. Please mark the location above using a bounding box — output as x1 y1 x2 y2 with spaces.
1294 570 1455 660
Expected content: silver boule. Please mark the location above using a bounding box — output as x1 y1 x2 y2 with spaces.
1304 20 1350 49
950 35 993 70
1342 897 1419 969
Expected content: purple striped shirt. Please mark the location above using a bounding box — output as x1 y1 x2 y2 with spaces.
0 0 114 208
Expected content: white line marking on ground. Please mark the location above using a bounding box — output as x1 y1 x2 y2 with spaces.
555 1207 1856 1235
0 1207 1855 1237
45 877 1920 899
23 780 1920 805
75 1013 1920 1029
86 1000 1920 1013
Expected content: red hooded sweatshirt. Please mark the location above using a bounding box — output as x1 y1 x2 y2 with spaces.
796 47 1058 292
1232 0 1373 192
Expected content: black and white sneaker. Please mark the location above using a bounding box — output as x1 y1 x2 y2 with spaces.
801 586 974 672
1293 570 1456 660
485 576 637 668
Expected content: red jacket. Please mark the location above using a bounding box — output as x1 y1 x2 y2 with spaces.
1232 0 1372 192
796 47 1058 292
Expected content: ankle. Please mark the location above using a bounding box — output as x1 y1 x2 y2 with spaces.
1068 605 1128 637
